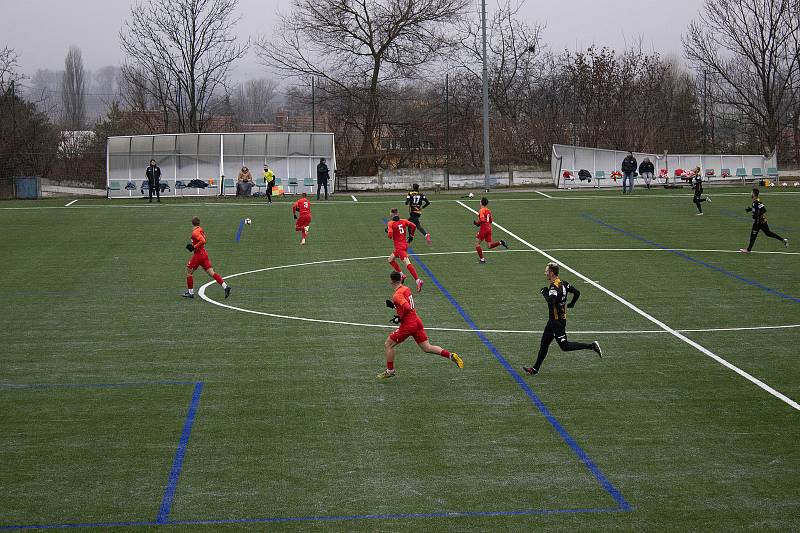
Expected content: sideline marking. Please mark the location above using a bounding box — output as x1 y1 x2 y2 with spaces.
197 253 800 334
534 190 552 198
456 200 800 412
351 195 358 202
64 200 78 207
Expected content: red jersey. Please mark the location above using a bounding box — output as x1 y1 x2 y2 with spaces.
477 207 493 229
190 226 206 251
387 218 416 248
292 197 311 216
392 285 418 322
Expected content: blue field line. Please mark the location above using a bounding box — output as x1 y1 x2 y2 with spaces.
408 248 631 512
580 213 800 303
717 208 793 233
235 218 245 242
156 381 204 523
0 380 196 390
0 507 626 530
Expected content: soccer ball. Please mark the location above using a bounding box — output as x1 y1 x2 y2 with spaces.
795 182 799 187
244 218 252 225
468 192 474 198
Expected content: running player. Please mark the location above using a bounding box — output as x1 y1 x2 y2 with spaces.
473 197 507 263
740 188 789 253
292 192 312 245
522 262 602 375
405 183 431 244
378 271 463 379
691 170 710 215
386 208 424 292
183 216 231 299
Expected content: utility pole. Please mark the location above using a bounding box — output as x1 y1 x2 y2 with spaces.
702 70 708 153
481 0 491 192
311 77 316 133
445 72 450 190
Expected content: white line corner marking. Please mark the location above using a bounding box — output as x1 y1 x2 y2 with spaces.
65 200 78 207
455 200 799 412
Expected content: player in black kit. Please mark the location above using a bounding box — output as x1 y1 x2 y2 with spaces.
405 183 431 244
739 188 789 253
523 262 602 375
691 171 710 215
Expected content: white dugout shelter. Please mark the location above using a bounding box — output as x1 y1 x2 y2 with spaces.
106 132 336 197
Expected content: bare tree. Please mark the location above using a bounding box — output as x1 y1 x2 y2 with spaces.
231 78 279 124
61 46 86 129
256 0 469 175
683 0 800 155
119 0 248 133
0 46 24 93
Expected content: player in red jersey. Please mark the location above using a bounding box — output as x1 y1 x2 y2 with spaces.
473 197 507 263
378 271 463 378
292 192 312 245
386 208 424 292
183 216 231 299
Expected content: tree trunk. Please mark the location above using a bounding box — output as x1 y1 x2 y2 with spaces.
354 61 381 176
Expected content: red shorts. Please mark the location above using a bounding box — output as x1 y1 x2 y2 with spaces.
295 214 311 231
187 249 212 271
389 317 428 344
476 227 493 243
391 247 408 260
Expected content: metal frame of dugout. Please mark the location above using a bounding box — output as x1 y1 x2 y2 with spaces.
106 132 336 198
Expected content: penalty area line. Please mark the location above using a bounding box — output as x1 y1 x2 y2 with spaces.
534 190 552 198
456 200 800 412
64 199 78 207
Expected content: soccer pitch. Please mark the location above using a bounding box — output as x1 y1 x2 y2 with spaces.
1 187 798 531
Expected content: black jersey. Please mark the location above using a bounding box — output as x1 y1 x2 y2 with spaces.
692 176 703 196
541 278 580 320
406 191 430 215
749 198 767 224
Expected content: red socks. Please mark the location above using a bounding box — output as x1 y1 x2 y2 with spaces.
212 273 224 285
406 264 419 280
440 349 451 359
389 260 402 272
186 276 194 289
475 246 484 259
387 360 394 370
489 241 500 249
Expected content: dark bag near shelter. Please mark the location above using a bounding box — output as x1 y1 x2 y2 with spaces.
187 179 209 188
578 169 592 182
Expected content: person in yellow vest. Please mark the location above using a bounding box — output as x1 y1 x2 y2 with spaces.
263 164 276 204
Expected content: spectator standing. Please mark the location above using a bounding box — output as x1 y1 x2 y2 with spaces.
146 159 161 203
236 166 254 197
316 158 330 200
621 152 637 194
263 164 276 204
639 157 655 190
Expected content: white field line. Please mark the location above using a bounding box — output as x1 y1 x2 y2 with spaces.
351 195 358 202
456 200 800 412
198 252 800 335
534 190 552 198
64 200 78 207
3 190 799 210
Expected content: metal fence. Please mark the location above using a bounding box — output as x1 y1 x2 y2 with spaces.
552 144 778 189
106 132 336 198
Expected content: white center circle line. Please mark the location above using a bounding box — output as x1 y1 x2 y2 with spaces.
197 251 800 334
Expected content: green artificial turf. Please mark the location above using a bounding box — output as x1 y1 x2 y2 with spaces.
1 187 798 531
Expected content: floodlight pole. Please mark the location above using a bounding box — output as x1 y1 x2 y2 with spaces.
481 0 491 191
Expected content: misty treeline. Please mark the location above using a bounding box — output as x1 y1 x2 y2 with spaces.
2 0 799 185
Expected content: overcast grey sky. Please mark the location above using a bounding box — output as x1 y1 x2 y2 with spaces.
1 0 704 81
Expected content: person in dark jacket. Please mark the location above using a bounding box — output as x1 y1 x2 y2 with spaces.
316 158 330 200
146 159 161 203
621 152 637 194
638 158 655 190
